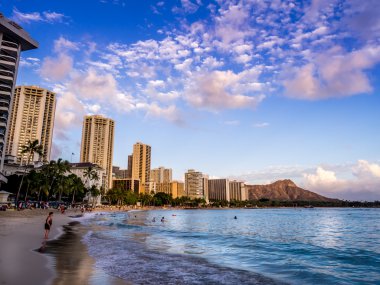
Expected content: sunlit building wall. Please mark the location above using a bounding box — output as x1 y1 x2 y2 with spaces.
184 169 208 200
6 86 56 164
150 166 172 183
80 115 115 190
229 181 247 201
131 142 151 193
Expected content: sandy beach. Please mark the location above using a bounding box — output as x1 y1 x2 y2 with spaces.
0 208 73 285
0 208 127 285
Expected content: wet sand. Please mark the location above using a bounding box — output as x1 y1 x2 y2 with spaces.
0 209 128 285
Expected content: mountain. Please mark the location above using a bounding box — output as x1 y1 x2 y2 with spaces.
246 179 336 202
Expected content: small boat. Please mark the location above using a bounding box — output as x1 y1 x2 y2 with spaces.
304 205 314 208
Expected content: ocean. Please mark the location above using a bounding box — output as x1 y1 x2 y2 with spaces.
79 208 380 285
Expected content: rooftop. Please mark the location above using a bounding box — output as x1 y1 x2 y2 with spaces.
0 13 38 51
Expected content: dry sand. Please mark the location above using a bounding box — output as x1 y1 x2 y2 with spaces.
0 208 129 285
0 208 73 285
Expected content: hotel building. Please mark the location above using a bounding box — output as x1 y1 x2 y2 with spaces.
113 178 140 194
229 180 247 201
131 142 151 192
208 179 247 202
208 179 230 201
5 86 56 164
150 166 172 183
0 14 38 177
184 169 208 200
80 115 115 190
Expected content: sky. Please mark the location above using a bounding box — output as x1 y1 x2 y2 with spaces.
1 0 380 201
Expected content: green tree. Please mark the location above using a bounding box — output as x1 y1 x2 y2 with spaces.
83 166 100 205
153 192 172 206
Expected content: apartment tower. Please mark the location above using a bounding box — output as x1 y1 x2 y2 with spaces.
184 169 208 200
131 142 151 192
5 86 56 164
150 166 172 183
0 13 38 174
80 115 115 190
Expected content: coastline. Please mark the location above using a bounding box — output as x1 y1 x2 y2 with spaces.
0 209 73 285
0 208 129 285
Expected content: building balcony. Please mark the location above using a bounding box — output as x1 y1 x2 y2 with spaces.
0 84 12 91
0 69 14 82
0 54 17 66
0 90 11 98
1 40 19 49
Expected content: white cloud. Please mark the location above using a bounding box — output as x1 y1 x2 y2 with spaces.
303 161 380 200
184 69 265 111
54 37 80 53
40 53 73 81
12 8 66 24
283 45 380 99
254 122 269 128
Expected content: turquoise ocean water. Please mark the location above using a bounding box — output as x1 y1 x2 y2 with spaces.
81 208 380 284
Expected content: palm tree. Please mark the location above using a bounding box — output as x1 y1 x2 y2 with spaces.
53 159 71 201
66 174 85 204
83 166 100 206
15 140 44 208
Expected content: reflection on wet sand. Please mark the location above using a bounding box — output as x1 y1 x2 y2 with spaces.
38 221 129 285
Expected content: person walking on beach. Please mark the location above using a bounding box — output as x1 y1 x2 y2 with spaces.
44 212 53 239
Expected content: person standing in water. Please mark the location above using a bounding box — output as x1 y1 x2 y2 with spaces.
44 212 53 239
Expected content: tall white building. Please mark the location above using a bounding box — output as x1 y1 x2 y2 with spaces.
131 142 151 192
150 166 172 183
5 86 56 164
80 115 115 190
184 169 208 200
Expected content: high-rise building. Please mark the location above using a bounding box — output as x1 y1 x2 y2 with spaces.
80 115 115 190
127 154 133 178
150 166 172 183
131 142 151 192
0 14 38 175
113 166 129 179
229 180 247 201
184 169 208 200
5 86 56 164
170 181 184 199
208 179 247 202
208 179 230 201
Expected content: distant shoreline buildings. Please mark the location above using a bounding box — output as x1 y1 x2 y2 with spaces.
0 13 249 204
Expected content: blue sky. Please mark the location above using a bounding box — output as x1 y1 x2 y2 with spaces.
1 0 380 200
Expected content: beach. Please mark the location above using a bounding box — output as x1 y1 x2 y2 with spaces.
0 208 127 285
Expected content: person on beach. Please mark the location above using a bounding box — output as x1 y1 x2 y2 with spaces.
44 212 53 239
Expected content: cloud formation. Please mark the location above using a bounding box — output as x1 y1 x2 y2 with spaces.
12 8 66 23
303 161 380 201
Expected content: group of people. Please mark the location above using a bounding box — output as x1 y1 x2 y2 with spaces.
151 217 165 222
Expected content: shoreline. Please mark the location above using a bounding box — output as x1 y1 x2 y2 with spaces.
0 208 129 285
0 208 74 285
